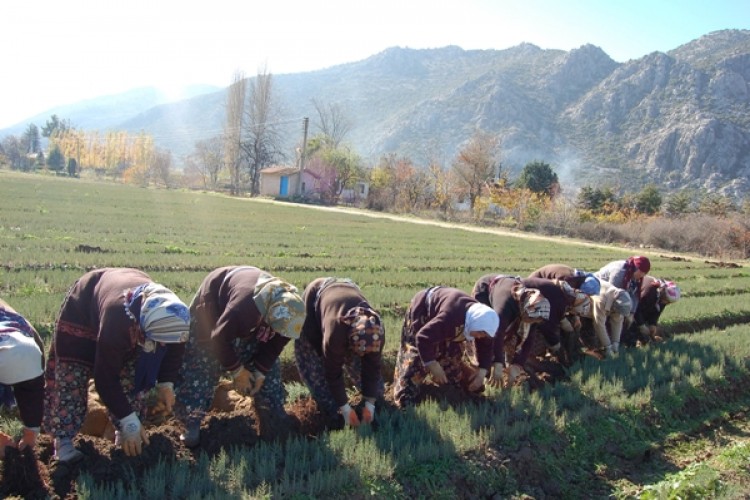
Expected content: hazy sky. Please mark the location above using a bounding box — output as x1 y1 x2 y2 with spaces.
2 0 748 129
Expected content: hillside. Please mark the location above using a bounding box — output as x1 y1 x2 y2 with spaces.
2 29 749 197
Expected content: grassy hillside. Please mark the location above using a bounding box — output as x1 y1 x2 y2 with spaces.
1 171 749 498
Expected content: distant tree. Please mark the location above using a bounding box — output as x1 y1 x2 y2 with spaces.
151 148 173 187
312 98 352 149
188 136 224 189
516 160 559 198
1 135 24 170
23 124 41 155
241 65 286 196
634 184 662 215
41 114 71 138
46 145 65 172
452 130 500 210
663 189 694 216
699 192 735 217
576 185 620 214
224 71 246 195
307 144 362 204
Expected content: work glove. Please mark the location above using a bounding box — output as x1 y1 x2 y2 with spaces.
611 342 620 354
117 412 150 457
549 342 561 353
467 368 487 392
639 324 650 337
425 361 448 385
340 403 360 428
18 427 39 451
155 382 175 415
488 363 504 388
362 400 376 424
0 431 15 458
649 325 663 342
505 364 525 387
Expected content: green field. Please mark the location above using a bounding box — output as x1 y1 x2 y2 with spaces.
2 170 750 499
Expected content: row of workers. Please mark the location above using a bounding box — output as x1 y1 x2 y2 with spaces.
0 256 679 462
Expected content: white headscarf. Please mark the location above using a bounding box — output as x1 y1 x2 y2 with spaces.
0 330 43 384
464 303 499 340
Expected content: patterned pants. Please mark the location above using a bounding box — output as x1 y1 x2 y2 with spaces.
392 294 466 408
175 328 287 418
294 334 383 417
43 343 144 439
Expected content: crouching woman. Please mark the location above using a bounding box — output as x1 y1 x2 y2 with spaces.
295 277 384 428
393 286 498 408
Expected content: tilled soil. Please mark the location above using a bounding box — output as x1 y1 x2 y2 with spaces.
0 359 571 499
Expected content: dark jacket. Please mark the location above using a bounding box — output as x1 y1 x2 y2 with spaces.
407 287 494 370
191 266 290 374
55 268 185 419
301 277 382 407
634 275 667 327
529 264 586 289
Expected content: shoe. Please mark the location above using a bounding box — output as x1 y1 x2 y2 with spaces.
180 415 202 448
55 437 84 463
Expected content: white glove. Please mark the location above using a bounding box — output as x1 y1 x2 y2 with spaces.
117 412 150 456
362 400 376 424
425 361 448 385
467 368 488 392
340 403 360 427
488 363 504 388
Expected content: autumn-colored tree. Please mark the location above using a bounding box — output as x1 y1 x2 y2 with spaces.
489 175 550 228
452 131 500 210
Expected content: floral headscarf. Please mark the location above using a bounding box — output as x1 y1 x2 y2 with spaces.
341 306 384 356
253 275 305 339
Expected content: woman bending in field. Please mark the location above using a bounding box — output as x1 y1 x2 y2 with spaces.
176 266 305 447
0 299 45 458
44 268 190 462
295 277 384 428
393 286 498 408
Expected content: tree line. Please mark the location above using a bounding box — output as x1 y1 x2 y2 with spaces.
1 68 748 257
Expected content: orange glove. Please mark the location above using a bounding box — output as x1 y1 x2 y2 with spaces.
340 404 360 428
0 431 16 459
362 401 376 424
18 427 39 451
231 366 254 394
155 382 175 414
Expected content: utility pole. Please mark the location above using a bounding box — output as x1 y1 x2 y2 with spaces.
298 117 309 196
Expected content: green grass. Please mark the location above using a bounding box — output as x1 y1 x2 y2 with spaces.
2 170 750 498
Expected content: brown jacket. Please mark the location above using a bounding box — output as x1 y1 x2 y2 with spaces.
55 268 185 419
190 266 290 373
301 278 382 406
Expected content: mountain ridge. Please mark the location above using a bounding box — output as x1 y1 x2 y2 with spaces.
3 29 749 197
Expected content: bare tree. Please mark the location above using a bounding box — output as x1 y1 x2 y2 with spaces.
312 98 352 148
241 65 286 196
224 71 246 195
188 136 224 189
151 148 173 187
452 130 500 210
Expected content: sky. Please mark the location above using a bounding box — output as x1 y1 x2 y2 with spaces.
2 0 749 129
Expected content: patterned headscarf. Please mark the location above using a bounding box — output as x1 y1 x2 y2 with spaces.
253 275 305 339
464 303 499 340
659 279 680 303
128 283 190 346
520 289 551 321
341 306 384 356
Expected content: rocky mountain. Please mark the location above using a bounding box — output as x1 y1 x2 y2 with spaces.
3 29 749 197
